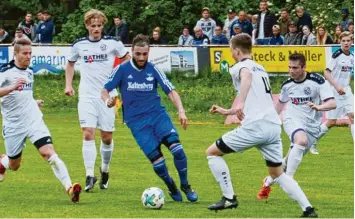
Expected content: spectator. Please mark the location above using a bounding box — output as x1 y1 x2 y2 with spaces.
333 25 343 44
230 10 253 37
211 25 229 44
196 7 216 41
301 25 316 45
18 13 37 41
339 8 352 31
284 21 302 45
0 27 12 44
348 21 354 34
255 0 277 45
316 25 333 45
36 11 43 23
223 8 238 40
35 10 54 43
192 26 210 45
251 14 258 30
232 23 243 36
278 8 292 35
13 28 31 44
296 6 313 32
106 16 128 43
268 25 284 45
178 26 193 46
150 30 167 44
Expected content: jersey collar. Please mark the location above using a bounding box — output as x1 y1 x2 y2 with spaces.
130 59 147 71
87 36 102 42
292 72 309 84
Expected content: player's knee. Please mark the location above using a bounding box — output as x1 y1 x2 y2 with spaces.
38 145 56 160
147 148 164 164
327 119 337 127
101 136 112 145
9 162 20 171
82 129 95 141
294 138 308 146
161 133 180 148
348 113 354 123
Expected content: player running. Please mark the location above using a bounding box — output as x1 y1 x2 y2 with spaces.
310 31 354 154
65 9 130 191
0 39 81 203
206 34 317 217
257 53 336 201
102 34 198 202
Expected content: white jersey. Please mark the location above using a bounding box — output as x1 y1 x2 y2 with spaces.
326 49 354 88
68 36 128 99
196 18 216 41
0 61 42 130
229 58 280 126
279 73 334 127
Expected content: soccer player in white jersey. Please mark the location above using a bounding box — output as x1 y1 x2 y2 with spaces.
310 31 354 154
206 34 317 217
257 53 336 201
65 9 130 192
0 39 82 203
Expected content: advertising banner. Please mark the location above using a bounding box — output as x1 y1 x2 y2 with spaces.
8 46 198 75
210 46 327 73
0 47 9 66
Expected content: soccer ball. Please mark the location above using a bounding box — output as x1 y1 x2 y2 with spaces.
141 187 165 209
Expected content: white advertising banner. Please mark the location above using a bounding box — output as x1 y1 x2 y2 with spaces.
8 46 198 75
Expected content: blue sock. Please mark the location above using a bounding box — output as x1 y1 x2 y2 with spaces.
170 143 188 186
153 159 174 187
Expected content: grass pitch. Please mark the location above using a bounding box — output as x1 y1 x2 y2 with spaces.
0 111 353 218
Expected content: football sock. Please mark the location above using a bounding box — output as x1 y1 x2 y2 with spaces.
100 140 114 173
82 140 97 177
169 143 188 186
207 156 235 199
351 124 354 139
318 123 329 140
48 154 72 191
152 159 174 187
286 144 305 178
274 173 312 211
263 175 275 187
0 155 9 169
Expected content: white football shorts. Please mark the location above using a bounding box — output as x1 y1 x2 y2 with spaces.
326 86 354 119
78 98 115 132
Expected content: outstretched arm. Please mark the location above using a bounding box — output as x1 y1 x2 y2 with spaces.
168 90 188 130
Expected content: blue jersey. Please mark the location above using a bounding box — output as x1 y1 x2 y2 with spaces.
104 59 175 123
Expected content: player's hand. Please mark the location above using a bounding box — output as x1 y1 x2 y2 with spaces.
10 78 26 91
307 102 321 111
236 102 245 121
209 105 228 115
64 86 75 96
337 87 345 95
36 99 44 107
178 110 188 130
106 97 117 108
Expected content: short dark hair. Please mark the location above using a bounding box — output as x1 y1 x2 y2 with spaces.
183 26 189 30
132 34 150 49
230 33 252 54
114 15 122 20
281 8 288 13
289 53 306 67
42 10 50 15
15 28 23 32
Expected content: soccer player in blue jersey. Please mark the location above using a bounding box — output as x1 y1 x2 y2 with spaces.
102 34 198 202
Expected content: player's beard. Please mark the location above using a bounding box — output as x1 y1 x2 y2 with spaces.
133 58 147 70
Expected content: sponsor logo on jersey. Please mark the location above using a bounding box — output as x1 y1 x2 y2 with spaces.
146 73 154 81
341 66 353 72
128 74 133 79
100 44 107 51
290 97 313 105
83 54 108 63
127 82 154 91
304 87 312 95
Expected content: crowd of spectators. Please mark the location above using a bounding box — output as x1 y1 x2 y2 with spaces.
0 1 353 46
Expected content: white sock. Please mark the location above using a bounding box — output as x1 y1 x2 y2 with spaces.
82 140 97 177
274 173 312 211
286 144 306 178
207 156 235 199
351 124 354 139
48 154 72 191
100 140 114 173
263 176 275 187
0 155 9 169
318 123 329 141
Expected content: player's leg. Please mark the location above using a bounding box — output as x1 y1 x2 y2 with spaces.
97 99 116 189
29 120 81 202
348 112 354 139
78 99 99 191
157 112 197 202
286 130 308 178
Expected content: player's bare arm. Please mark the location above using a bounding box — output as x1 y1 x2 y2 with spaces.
101 88 117 108
209 97 238 116
324 69 345 95
235 68 252 121
64 62 75 96
274 101 287 114
307 98 336 111
0 78 26 97
168 90 188 130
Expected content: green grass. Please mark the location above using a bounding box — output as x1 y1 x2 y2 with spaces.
0 111 353 218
